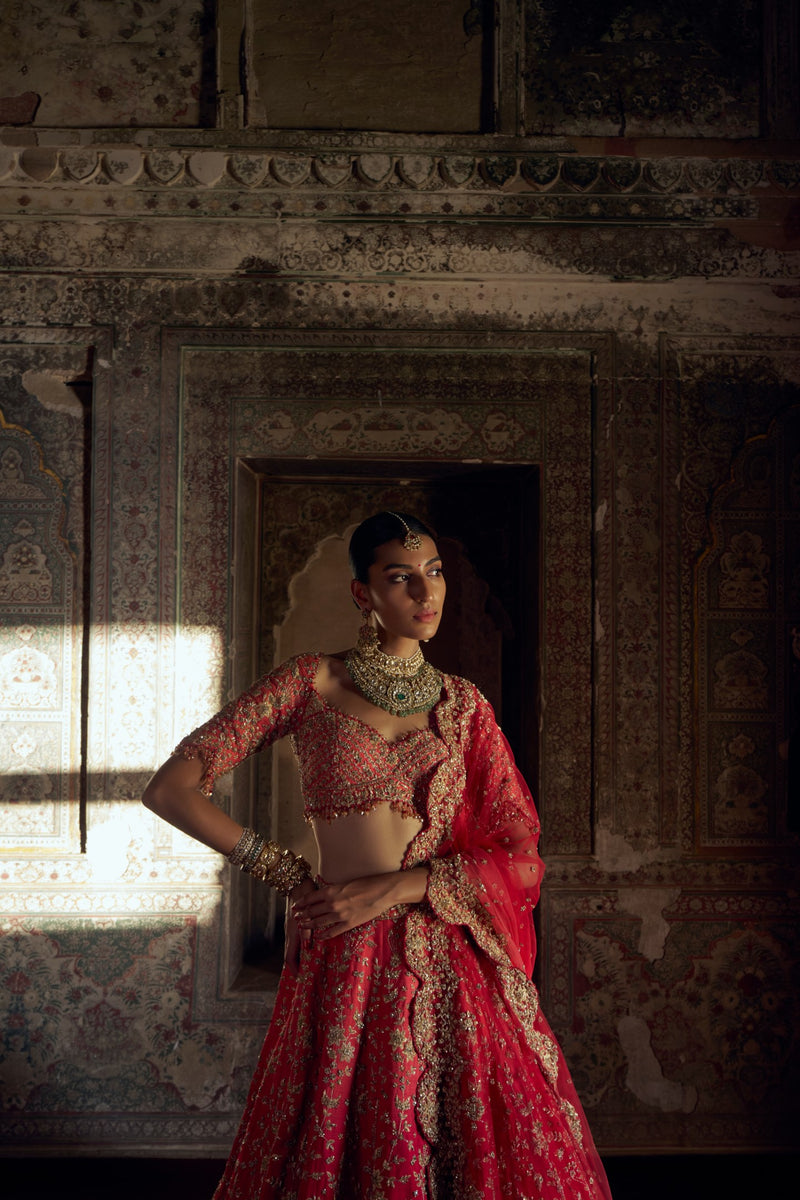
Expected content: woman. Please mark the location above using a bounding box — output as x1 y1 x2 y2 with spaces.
143 511 612 1200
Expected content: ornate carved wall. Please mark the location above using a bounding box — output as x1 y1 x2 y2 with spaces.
0 0 798 1162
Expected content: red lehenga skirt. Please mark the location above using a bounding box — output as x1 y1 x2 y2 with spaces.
214 903 610 1200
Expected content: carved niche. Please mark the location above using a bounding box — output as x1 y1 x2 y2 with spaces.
0 416 80 851
697 406 800 847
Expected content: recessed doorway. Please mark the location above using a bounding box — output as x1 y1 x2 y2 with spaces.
229 460 540 985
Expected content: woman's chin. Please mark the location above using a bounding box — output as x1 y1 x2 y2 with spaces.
413 621 440 640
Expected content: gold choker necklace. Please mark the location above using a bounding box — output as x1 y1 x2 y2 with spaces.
345 624 442 717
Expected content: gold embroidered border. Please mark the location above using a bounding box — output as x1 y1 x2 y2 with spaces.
404 672 577 1188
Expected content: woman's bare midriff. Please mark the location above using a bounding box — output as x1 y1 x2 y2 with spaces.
312 803 423 884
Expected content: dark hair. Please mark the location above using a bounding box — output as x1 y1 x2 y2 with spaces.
348 511 436 583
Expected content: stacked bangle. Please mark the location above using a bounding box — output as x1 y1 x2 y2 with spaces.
227 827 263 870
227 827 311 896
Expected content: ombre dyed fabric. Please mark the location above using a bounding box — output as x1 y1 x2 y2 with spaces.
176 655 611 1200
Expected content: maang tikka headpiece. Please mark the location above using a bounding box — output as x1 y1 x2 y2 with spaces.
388 511 423 551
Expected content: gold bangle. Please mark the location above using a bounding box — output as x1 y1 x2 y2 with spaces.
253 842 312 894
228 831 311 895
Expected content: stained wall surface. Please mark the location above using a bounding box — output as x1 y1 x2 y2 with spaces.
0 0 799 1160
250 0 484 131
0 1 216 127
523 0 762 137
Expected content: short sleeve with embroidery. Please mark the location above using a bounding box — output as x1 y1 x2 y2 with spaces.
173 654 319 796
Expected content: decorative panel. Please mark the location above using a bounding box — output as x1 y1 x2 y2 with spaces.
0 415 79 852
698 407 800 846
524 0 761 137
0 910 249 1149
542 886 800 1151
665 337 800 852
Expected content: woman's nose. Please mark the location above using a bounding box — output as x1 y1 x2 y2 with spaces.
410 575 431 601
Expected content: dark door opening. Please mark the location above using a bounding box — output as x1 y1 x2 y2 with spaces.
230 459 540 986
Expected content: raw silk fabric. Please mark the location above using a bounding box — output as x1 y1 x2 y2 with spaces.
176 654 612 1199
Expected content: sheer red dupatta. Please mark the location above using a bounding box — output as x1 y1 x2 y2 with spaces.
408 679 612 1198
414 680 544 979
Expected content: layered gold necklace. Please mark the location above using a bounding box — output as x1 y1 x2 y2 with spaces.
345 626 442 717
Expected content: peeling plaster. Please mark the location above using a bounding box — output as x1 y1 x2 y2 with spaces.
594 499 608 531
0 91 40 124
595 823 679 873
616 887 680 961
618 1015 698 1113
22 370 83 417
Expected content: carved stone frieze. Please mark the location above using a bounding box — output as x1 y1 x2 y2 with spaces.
0 139 796 226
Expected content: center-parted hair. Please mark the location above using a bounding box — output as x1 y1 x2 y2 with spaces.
348 511 435 583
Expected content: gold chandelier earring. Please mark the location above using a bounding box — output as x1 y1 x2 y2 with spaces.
357 607 380 652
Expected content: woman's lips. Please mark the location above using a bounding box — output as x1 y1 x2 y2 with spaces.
415 611 438 622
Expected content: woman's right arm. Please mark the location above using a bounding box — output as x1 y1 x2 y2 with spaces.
142 753 244 855
143 754 316 937
142 655 314 851
142 656 319 943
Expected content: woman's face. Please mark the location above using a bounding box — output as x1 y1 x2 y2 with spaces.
352 535 445 649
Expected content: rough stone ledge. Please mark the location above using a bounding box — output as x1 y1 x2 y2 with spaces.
0 128 577 153
0 1114 238 1154
1 127 797 157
